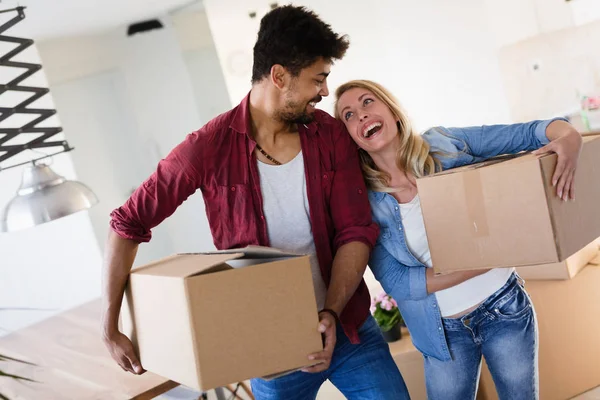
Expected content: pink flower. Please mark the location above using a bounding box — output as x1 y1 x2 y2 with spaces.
370 305 376 314
391 298 398 308
381 299 392 311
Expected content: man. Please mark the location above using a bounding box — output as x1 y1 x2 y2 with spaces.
101 5 409 399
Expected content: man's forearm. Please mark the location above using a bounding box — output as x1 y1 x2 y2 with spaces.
324 241 370 315
101 229 139 337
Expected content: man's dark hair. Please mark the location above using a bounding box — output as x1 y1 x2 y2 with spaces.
251 6 349 83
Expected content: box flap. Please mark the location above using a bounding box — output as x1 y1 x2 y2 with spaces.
131 253 244 278
198 245 303 259
426 152 530 177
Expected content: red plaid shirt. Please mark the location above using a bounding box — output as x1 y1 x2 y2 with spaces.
110 93 379 343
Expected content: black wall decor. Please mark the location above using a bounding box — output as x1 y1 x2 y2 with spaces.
0 6 71 171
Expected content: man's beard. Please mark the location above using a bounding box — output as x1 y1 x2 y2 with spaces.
276 96 322 124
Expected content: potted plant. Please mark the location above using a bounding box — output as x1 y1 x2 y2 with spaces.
0 354 35 400
0 308 38 399
370 292 403 342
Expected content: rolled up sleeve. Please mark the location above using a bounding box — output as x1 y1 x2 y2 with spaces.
369 241 428 301
109 135 202 243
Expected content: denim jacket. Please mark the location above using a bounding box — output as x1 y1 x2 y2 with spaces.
368 118 565 361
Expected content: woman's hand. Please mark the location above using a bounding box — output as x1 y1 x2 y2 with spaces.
533 121 582 201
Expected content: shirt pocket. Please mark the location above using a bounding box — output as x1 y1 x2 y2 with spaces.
214 183 256 246
492 285 532 320
321 170 335 203
380 227 392 240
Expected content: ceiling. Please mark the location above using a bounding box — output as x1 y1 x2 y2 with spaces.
0 0 203 41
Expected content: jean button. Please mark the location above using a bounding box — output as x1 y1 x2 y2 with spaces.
464 318 471 326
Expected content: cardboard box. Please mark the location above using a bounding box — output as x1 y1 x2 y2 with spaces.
120 246 323 391
417 135 600 273
388 329 427 400
477 263 600 400
517 239 599 280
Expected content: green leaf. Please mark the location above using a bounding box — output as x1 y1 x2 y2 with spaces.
0 354 35 366
0 370 36 383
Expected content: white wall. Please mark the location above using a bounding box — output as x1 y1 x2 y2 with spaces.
484 0 600 48
36 11 230 264
204 0 512 131
0 9 102 334
570 0 600 27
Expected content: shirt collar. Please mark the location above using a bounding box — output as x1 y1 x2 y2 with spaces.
369 190 386 204
229 91 252 135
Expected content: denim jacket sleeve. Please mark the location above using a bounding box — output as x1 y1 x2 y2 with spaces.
424 118 567 159
369 240 429 301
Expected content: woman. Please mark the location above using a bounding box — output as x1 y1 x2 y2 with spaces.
334 80 582 400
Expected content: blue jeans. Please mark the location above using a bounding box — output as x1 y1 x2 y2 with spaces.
251 315 409 400
424 274 538 400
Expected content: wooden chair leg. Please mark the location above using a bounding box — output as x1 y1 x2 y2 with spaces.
225 384 244 400
239 381 255 400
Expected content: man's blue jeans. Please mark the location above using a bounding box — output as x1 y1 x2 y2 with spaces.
251 315 410 399
424 274 538 400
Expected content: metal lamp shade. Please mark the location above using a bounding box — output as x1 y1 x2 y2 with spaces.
1 163 98 232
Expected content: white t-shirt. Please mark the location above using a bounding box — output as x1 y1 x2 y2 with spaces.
399 195 513 317
257 151 328 310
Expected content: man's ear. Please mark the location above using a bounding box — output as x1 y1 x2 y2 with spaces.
270 64 289 90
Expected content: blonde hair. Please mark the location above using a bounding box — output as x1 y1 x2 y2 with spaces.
334 80 440 192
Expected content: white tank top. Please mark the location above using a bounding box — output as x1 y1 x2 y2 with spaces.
257 151 328 310
399 195 513 317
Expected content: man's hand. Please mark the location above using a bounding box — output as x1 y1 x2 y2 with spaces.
102 331 146 375
302 311 336 373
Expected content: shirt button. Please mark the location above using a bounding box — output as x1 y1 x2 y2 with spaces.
230 186 236 192
438 327 442 331
358 189 363 194
395 206 398 211
260 215 265 220
433 304 437 308
398 226 402 231
323 174 328 179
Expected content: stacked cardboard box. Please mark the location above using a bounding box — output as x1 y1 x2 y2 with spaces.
517 238 600 280
478 259 600 400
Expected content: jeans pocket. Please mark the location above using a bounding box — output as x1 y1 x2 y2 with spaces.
492 285 532 320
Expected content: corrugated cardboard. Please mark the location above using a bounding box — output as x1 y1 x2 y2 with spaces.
120 246 323 391
517 238 600 280
388 329 427 400
417 135 600 273
477 262 600 400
